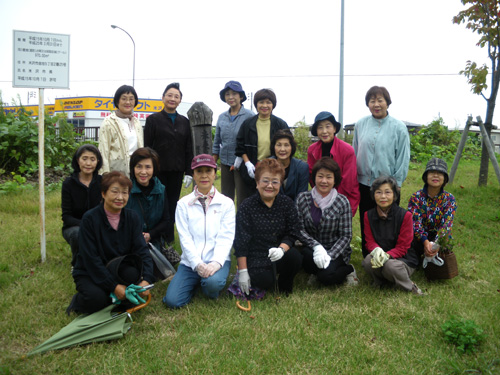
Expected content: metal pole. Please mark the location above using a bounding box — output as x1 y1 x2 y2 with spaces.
338 0 345 139
39 88 46 262
111 25 135 87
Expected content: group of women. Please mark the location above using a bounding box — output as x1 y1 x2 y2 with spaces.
62 81 457 314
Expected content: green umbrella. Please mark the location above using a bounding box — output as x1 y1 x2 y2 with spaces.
28 295 150 356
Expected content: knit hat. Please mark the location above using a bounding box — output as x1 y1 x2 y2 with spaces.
311 111 341 136
191 154 217 170
219 81 247 103
422 158 449 185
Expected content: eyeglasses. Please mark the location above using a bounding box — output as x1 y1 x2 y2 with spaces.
108 188 129 197
374 190 393 197
259 179 281 187
120 96 135 103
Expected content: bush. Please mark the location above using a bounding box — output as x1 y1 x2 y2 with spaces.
410 118 481 163
442 316 485 354
293 120 312 161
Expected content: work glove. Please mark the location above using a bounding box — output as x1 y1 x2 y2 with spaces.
183 175 193 188
268 247 284 262
238 269 251 295
125 284 146 305
423 254 444 268
245 161 255 179
205 261 222 277
313 244 331 269
370 247 390 268
110 292 121 305
234 156 243 169
196 263 209 278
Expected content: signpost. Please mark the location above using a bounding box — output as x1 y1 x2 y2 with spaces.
13 30 70 262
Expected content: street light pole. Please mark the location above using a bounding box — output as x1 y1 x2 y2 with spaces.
111 25 135 87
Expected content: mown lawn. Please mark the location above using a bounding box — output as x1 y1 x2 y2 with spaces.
0 160 499 374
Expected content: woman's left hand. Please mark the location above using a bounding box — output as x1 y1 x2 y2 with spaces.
143 232 151 243
138 280 151 298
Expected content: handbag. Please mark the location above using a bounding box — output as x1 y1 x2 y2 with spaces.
148 243 176 280
160 241 181 265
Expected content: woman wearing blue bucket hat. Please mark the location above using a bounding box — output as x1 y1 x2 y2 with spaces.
212 81 254 207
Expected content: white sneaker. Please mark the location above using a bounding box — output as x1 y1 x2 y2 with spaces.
345 267 359 286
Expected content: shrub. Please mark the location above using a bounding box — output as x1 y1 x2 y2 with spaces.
442 316 485 354
293 120 312 161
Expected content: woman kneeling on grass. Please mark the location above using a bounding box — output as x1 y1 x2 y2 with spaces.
297 157 358 287
163 155 235 308
68 171 154 314
233 158 303 296
361 176 423 295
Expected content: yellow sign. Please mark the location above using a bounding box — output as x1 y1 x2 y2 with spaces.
3 105 55 116
54 97 164 112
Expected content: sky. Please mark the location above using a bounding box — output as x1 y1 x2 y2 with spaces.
0 0 496 129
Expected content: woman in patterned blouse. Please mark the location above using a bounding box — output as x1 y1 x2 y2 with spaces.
233 158 303 295
296 157 358 286
407 158 457 260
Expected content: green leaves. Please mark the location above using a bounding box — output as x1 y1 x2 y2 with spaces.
442 316 485 354
460 60 489 94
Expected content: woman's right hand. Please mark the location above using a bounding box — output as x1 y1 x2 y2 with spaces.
238 269 251 295
114 284 127 300
423 240 437 257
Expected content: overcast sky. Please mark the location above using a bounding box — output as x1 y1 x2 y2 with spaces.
0 0 495 129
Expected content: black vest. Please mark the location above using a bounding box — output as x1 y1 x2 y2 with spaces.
367 204 419 268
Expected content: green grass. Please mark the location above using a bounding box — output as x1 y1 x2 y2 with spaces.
1 161 499 374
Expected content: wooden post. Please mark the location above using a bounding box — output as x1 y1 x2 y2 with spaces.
449 116 472 185
476 116 500 185
39 88 46 262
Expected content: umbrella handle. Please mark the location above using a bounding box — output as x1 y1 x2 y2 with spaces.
236 300 251 311
126 293 151 314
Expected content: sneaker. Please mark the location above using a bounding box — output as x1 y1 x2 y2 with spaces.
411 282 424 296
345 267 359 286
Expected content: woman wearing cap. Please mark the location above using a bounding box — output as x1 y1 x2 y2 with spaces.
234 159 303 295
297 157 358 286
407 158 457 260
235 89 289 200
68 171 154 314
62 144 103 267
144 83 193 247
271 129 309 201
98 85 143 177
307 111 360 216
362 176 422 295
126 147 170 253
163 155 235 308
212 81 254 206
353 86 410 256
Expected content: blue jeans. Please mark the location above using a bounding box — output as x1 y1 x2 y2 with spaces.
163 261 231 308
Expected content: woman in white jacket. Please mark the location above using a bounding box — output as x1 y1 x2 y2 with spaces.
163 154 235 308
98 85 143 177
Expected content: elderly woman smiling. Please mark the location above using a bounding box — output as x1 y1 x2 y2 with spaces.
233 159 302 295
297 157 357 286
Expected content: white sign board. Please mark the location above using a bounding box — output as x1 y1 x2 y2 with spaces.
13 30 70 89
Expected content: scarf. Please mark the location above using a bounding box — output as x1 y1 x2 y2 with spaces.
311 186 338 211
189 185 217 212
376 205 391 220
115 109 135 131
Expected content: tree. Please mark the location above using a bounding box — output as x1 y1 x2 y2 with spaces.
453 0 500 185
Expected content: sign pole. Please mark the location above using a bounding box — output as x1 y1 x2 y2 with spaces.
39 88 46 262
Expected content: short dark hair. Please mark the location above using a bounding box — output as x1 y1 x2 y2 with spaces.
270 129 297 158
255 158 285 183
311 157 342 188
254 88 277 109
71 144 102 173
101 171 132 193
365 86 392 107
369 176 399 201
113 85 138 108
129 147 160 179
163 82 183 99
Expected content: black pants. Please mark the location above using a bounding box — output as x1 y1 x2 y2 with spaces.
157 170 185 243
249 247 303 294
302 247 354 285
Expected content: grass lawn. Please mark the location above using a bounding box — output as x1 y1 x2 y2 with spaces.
0 160 499 374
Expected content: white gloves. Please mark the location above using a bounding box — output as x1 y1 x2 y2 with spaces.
238 269 251 295
234 156 243 169
313 244 331 269
423 254 444 268
183 175 193 188
268 247 284 262
245 161 255 179
370 247 390 268
197 262 221 278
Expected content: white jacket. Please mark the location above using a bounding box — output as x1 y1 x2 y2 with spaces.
98 112 143 177
176 190 235 270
